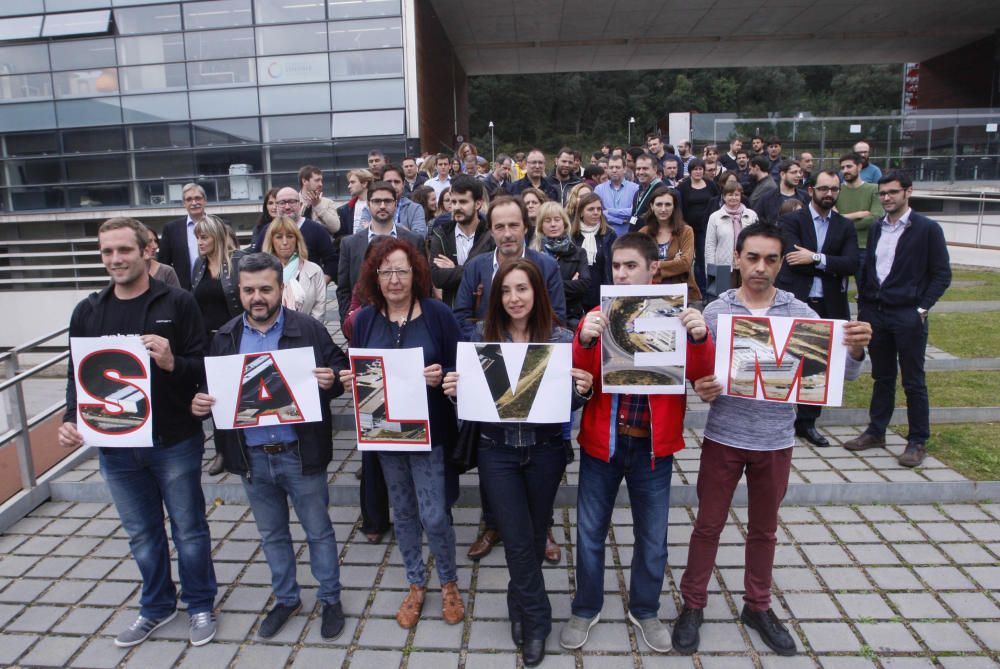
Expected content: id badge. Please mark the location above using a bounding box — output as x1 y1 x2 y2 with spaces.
629 216 638 227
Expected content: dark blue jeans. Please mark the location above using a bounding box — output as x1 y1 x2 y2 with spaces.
573 437 673 620
478 435 566 641
99 434 217 618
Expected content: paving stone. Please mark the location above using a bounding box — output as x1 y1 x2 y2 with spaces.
67 558 119 580
175 642 241 668
834 593 895 620
52 536 103 557
914 565 975 590
19 635 88 666
964 567 1000 589
221 586 272 612
25 557 79 578
865 567 923 590
938 658 1000 669
0 578 49 602
348 649 404 669
699 657 757 669
5 604 68 632
887 592 949 619
53 606 115 634
232 643 293 668
815 656 877 668
357 616 409 648
0 632 38 665
909 621 982 651
855 621 922 652
938 542 996 564
13 535 64 555
879 659 937 669
967 622 1000 650
462 653 519 668
123 639 187 669
37 580 94 605
288 647 348 668
216 612 257 641
83 581 138 607
939 591 1000 619
920 523 970 542
783 593 841 619
411 618 464 649
699 621 749 652
829 524 881 543
816 567 872 590
68 639 129 668
941 504 991 521
772 568 823 591
0 556 40 577
799 622 862 652
893 543 949 565
800 544 853 565
900 506 946 522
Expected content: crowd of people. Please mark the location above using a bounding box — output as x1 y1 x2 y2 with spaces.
57 132 951 666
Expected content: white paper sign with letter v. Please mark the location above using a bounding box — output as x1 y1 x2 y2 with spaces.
456 342 572 423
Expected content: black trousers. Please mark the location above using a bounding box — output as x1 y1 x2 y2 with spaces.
795 297 831 429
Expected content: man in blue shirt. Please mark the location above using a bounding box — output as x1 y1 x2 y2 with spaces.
595 154 639 236
853 141 883 183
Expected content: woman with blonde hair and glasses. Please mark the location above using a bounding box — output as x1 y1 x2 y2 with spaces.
262 216 326 320
571 193 617 311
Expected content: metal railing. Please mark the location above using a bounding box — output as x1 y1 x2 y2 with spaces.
912 191 1000 250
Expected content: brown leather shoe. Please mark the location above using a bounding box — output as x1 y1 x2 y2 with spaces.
396 584 426 629
468 529 501 560
441 581 465 625
843 433 886 452
897 442 927 468
544 528 561 564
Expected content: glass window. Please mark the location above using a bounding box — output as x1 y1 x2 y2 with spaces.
134 149 193 178
53 69 119 98
120 63 186 93
114 4 182 34
262 113 328 141
195 145 261 175
331 78 402 111
254 0 325 24
129 122 191 149
63 126 125 152
269 142 332 172
5 131 58 156
332 136 402 168
117 33 185 65
111 0 168 5
0 102 57 132
0 15 43 40
328 0 398 19
55 97 122 127
330 47 401 80
257 53 328 86
185 27 254 60
5 158 62 185
187 58 255 88
332 108 401 137
0 74 53 103
183 0 251 29
259 83 329 115
328 17 401 51
121 92 188 123
189 87 258 118
42 10 112 37
0 1 43 15
0 44 49 74
67 184 129 208
9 186 66 211
64 154 129 182
255 23 326 56
193 117 260 144
46 0 110 9
50 38 116 70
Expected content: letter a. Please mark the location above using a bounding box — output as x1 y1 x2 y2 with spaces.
234 352 305 427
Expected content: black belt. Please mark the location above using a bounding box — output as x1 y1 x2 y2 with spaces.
259 441 298 455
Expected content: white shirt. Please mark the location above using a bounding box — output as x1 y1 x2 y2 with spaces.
875 207 911 284
427 175 451 199
455 225 476 266
185 217 199 278
491 246 526 281
368 224 398 242
807 203 830 299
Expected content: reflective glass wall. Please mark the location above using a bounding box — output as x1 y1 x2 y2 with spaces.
0 0 408 212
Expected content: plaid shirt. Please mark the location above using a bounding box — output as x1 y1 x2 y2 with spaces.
617 393 651 429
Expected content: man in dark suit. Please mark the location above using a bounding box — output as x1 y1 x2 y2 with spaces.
158 183 208 290
252 186 337 287
776 170 859 447
335 181 422 324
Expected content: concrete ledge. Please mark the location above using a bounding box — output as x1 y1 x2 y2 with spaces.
0 444 96 533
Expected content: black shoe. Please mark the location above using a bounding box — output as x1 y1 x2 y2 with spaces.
321 602 345 640
522 638 546 667
207 453 225 475
510 620 524 647
672 606 703 655
795 425 830 448
740 605 796 656
258 601 301 639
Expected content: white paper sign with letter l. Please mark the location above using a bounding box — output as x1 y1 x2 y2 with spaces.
71 335 154 448
204 346 323 429
348 347 431 452
713 314 848 406
455 342 572 423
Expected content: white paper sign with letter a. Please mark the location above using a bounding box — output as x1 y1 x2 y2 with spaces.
455 342 572 423
349 347 431 452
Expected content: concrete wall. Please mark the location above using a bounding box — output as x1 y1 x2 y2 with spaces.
0 290 90 348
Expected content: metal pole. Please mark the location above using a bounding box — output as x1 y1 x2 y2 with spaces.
8 352 37 490
488 122 495 164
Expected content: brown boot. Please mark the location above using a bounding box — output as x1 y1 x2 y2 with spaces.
396 584 426 629
544 528 561 564
842 433 886 452
441 581 465 625
468 529 501 560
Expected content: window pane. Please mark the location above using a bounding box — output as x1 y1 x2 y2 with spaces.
183 0 251 29
63 126 125 152
185 27 254 60
269 142 332 172
328 0 399 19
332 108 401 137
0 44 50 74
121 92 189 123
193 117 260 144
330 48 401 80
114 4 182 34
0 102 57 132
67 183 130 208
65 154 129 182
262 113 328 141
195 146 261 175
0 16 43 40
257 53 328 85
254 0 325 24
129 122 191 149
120 63 186 93
56 97 122 127
331 78 402 111
46 0 110 10
332 136 402 168
5 158 62 185
134 150 193 178
9 187 66 211
117 33 185 65
42 10 111 37
189 87 258 118
53 69 120 98
328 18 401 51
187 58 255 88
0 1 43 15
0 74 53 103
255 23 326 56
259 83 329 115
5 132 58 156
50 38 116 71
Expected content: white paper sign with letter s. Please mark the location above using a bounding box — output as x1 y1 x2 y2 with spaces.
204 346 322 429
713 314 847 406
348 347 431 452
71 335 153 448
455 342 571 423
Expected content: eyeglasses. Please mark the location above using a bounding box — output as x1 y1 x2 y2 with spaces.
370 198 395 206
813 186 841 194
878 189 904 197
377 268 411 279
276 199 300 207
184 196 204 203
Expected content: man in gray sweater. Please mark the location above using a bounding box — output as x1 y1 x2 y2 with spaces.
672 222 871 657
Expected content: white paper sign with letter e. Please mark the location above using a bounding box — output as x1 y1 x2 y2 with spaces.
349 347 431 452
600 283 688 394
456 342 571 423
71 336 153 448
204 346 322 429
714 314 847 406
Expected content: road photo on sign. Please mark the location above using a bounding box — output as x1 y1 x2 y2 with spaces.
349 347 430 452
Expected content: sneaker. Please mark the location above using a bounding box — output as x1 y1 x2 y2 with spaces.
672 606 703 655
627 611 671 652
559 613 600 649
740 605 796 656
189 611 217 646
897 441 927 468
321 602 346 640
258 601 301 639
114 610 178 648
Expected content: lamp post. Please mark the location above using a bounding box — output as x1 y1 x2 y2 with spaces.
488 121 495 163
628 117 635 146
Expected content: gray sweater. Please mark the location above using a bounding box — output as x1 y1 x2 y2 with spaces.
703 288 863 451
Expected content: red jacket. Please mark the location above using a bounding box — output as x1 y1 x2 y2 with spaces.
573 306 715 463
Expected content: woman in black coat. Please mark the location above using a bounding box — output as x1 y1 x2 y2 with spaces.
530 201 590 331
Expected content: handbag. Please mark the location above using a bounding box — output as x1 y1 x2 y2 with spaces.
450 419 479 474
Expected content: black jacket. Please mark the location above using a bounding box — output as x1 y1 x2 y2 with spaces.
506 176 560 203
64 278 206 446
158 216 195 289
426 214 493 307
550 173 583 205
191 249 246 322
208 309 349 477
539 240 591 328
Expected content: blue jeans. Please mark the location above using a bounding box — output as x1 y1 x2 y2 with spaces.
242 447 341 606
573 437 673 620
379 446 457 585
478 435 566 641
99 434 217 618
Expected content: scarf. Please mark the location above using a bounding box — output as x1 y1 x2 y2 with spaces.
281 255 304 310
543 235 574 257
578 221 600 264
722 206 745 269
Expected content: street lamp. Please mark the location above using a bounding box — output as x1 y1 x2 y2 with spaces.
488 121 495 163
628 117 636 146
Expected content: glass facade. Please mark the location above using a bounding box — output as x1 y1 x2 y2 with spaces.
0 0 408 212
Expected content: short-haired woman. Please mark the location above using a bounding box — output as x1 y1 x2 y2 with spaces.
262 216 326 320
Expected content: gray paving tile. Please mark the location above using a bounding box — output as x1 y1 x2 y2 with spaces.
411 618 464 649
20 635 88 667
914 565 976 590
938 658 1000 669
468 620 517 650
799 622 862 653
53 606 115 635
4 604 68 632
232 643 293 668
404 651 461 669
815 655 877 668
939 591 1000 619
964 566 1000 589
462 653 519 668
122 639 188 669
910 620 982 651
0 578 49 602
783 593 841 619
83 581 138 607
68 639 129 668
893 543 949 565
699 621 749 652
968 621 1000 650
348 649 404 669
855 621 922 652
175 642 241 668
865 567 923 590
816 567 871 590
357 616 409 648
938 542 996 563
288 646 348 668
0 632 38 665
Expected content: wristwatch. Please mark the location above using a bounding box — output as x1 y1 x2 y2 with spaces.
811 253 821 264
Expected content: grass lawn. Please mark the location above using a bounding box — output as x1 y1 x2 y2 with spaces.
928 312 1000 358
892 423 1000 481
848 268 1000 303
842 370 1000 408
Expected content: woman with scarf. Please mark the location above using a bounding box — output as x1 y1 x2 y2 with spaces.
261 216 326 320
530 202 590 330
704 180 758 302
571 193 616 312
638 185 701 306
